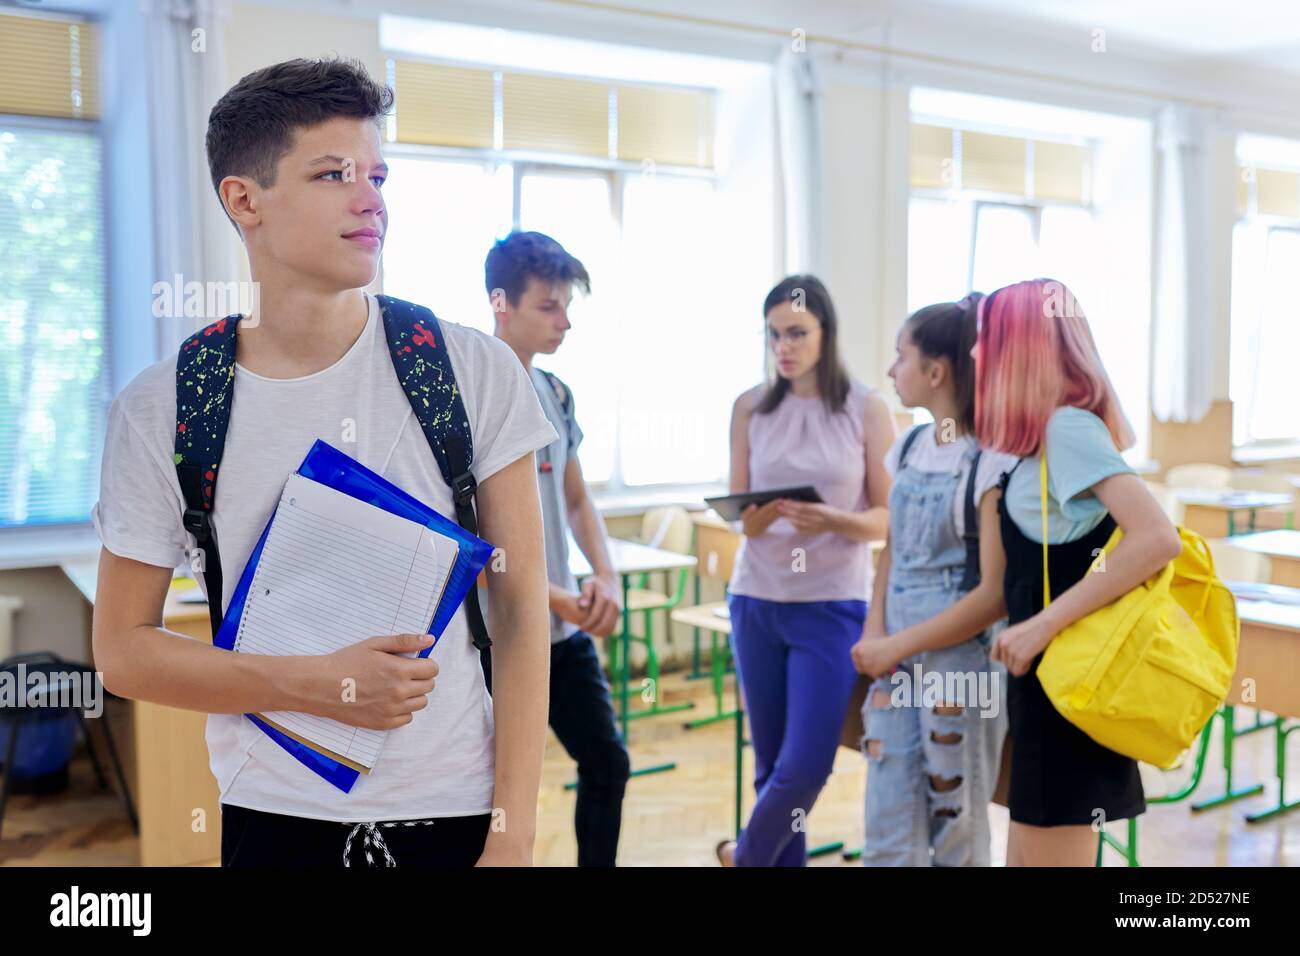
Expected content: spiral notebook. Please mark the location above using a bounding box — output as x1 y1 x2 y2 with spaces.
228 472 459 774
215 440 496 793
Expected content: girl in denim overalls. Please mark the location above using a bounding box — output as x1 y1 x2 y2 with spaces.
851 296 1014 866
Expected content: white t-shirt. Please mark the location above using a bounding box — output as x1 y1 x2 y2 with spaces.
91 294 557 823
884 426 1019 537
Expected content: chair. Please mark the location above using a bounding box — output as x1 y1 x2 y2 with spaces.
679 512 741 729
608 507 695 721
0 651 137 841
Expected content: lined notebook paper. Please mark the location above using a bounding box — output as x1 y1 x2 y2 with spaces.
231 472 459 772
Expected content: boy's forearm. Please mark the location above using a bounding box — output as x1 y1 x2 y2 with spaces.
485 577 549 847
97 622 314 715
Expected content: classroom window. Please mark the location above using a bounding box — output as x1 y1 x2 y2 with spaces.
907 197 1098 316
380 44 765 492
1231 147 1300 449
905 99 1151 458
380 158 514 339
1230 220 1300 446
381 154 747 488
0 11 106 529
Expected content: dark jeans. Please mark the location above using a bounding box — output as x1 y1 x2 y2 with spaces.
221 804 490 867
548 631 630 867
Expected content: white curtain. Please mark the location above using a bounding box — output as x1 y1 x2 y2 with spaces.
1151 105 1214 423
142 0 238 355
773 47 829 279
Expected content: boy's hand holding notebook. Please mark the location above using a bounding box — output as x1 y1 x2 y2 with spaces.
228 473 460 773
214 441 496 791
310 630 439 732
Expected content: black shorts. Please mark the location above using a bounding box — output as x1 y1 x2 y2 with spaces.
221 804 491 867
1007 655 1146 828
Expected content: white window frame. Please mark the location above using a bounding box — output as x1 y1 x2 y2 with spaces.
1230 210 1300 453
0 108 109 537
381 141 718 497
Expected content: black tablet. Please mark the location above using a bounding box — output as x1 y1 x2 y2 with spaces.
704 486 824 522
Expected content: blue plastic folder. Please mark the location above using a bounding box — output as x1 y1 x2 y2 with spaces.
214 439 495 793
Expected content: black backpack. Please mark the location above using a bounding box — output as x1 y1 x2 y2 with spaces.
172 295 492 671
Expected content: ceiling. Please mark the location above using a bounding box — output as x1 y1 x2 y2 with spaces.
910 0 1300 58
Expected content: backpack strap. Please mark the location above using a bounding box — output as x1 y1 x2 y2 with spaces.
376 295 492 660
958 448 983 592
897 423 927 469
174 315 241 639
536 368 572 417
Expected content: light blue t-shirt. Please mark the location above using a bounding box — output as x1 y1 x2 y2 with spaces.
528 366 585 644
1004 406 1134 544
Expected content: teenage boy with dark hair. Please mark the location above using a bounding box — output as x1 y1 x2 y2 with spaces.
486 231 630 867
91 58 554 867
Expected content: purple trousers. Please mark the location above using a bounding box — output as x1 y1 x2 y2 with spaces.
728 593 866 866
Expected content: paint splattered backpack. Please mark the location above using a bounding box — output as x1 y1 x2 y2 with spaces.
172 295 492 663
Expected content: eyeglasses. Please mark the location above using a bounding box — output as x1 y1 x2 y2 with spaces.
766 327 814 347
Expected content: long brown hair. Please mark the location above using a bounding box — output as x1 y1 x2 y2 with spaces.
756 274 851 415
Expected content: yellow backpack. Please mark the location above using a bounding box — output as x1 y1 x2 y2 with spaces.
1034 457 1239 769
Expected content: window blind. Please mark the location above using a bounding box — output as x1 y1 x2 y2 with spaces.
391 59 714 168
0 11 100 120
910 123 1089 203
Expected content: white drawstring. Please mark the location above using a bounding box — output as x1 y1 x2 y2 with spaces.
341 819 435 867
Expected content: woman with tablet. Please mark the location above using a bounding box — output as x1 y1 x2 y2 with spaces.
716 275 895 867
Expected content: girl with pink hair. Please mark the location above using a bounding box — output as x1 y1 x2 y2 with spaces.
976 279 1181 867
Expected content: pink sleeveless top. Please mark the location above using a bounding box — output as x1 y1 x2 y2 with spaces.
729 380 874 602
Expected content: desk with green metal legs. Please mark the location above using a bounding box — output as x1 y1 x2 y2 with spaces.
567 537 697 788
667 601 844 858
1176 491 1293 538
671 599 739 729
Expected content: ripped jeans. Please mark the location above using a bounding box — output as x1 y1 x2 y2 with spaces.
862 578 1007 866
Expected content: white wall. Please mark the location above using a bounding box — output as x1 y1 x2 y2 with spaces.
216 0 1300 411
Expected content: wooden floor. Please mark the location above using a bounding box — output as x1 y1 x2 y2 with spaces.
3 670 1299 866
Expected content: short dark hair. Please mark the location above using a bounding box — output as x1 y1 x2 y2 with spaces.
484 231 591 306
205 57 393 219
903 293 983 432
756 274 850 416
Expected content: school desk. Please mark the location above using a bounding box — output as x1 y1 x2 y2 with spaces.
1175 490 1293 538
566 537 697 790
570 536 697 739
663 602 842 859
1225 530 1300 588
666 603 742 836
60 557 221 867
1227 586 1300 823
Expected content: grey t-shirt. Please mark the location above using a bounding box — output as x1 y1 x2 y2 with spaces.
528 365 585 644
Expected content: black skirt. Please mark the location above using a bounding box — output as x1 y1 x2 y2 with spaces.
997 465 1145 827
